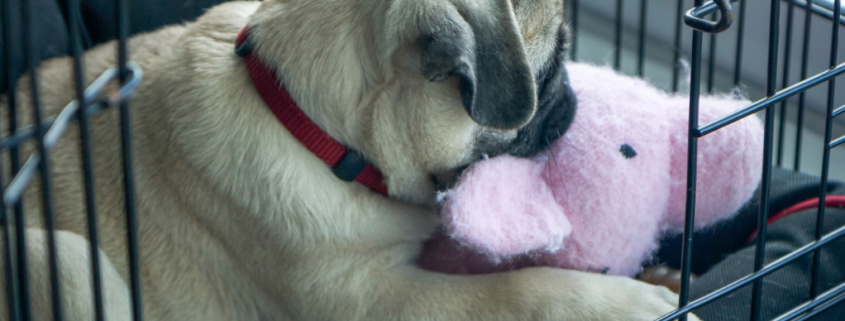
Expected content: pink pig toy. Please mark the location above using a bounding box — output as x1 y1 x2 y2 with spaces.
418 62 765 277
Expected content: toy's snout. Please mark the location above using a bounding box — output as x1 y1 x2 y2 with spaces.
441 155 571 257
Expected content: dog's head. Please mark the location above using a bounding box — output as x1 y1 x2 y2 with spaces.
252 0 576 205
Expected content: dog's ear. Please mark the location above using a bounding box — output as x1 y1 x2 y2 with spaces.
418 0 537 130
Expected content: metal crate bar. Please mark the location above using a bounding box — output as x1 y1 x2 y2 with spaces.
0 172 18 321
773 281 845 321
833 105 844 117
684 0 739 91
21 0 64 317
115 0 144 318
614 0 623 70
684 0 738 33
570 0 579 61
734 0 748 85
810 0 841 300
790 291 845 321
638 0 648 77
790 0 845 25
749 0 782 317
0 0 22 319
795 0 816 171
833 135 845 148
2 0 31 318
657 221 845 320
678 1 705 319
673 0 685 93
696 62 845 137
67 0 105 319
707 13 717 93
778 1 797 166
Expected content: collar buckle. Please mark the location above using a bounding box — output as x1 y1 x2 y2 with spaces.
333 150 368 182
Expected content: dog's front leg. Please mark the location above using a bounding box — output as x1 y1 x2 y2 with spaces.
0 229 132 321
362 264 699 321
287 246 699 321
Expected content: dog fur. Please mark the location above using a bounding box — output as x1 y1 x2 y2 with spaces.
0 1 697 320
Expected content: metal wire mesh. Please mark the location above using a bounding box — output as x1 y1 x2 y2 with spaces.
568 0 844 320
0 0 143 320
0 0 842 320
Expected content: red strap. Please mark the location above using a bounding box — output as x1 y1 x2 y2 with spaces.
236 27 389 196
356 165 388 196
747 195 845 242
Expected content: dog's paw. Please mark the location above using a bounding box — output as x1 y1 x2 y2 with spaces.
638 264 698 294
603 276 702 321
515 268 700 321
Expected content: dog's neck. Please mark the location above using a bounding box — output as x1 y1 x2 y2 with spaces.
235 26 389 196
245 1 441 206
246 2 382 155
121 4 442 314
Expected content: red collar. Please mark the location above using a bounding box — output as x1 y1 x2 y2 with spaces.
235 27 388 196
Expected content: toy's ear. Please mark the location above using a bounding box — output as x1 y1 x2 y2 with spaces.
418 0 537 130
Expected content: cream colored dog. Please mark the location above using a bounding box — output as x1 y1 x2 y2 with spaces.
1 0 698 320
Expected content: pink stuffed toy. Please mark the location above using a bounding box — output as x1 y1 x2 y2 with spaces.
418 62 765 277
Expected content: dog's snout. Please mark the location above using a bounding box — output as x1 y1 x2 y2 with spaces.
541 81 578 143
471 26 577 160
496 25 577 158
502 58 577 158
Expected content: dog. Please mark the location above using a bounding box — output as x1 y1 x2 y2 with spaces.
1 0 698 320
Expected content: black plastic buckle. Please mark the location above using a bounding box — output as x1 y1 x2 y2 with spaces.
235 36 253 57
333 150 368 182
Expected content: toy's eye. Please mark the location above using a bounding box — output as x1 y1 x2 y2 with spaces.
620 144 637 159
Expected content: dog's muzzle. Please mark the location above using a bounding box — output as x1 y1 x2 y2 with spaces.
505 62 577 158
498 28 577 159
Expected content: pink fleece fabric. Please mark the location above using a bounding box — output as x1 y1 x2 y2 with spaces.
418 62 764 277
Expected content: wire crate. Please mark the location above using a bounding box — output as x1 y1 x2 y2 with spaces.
1 0 141 320
566 0 844 320
1 0 844 320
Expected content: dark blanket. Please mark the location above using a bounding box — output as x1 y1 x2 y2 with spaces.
658 168 845 320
